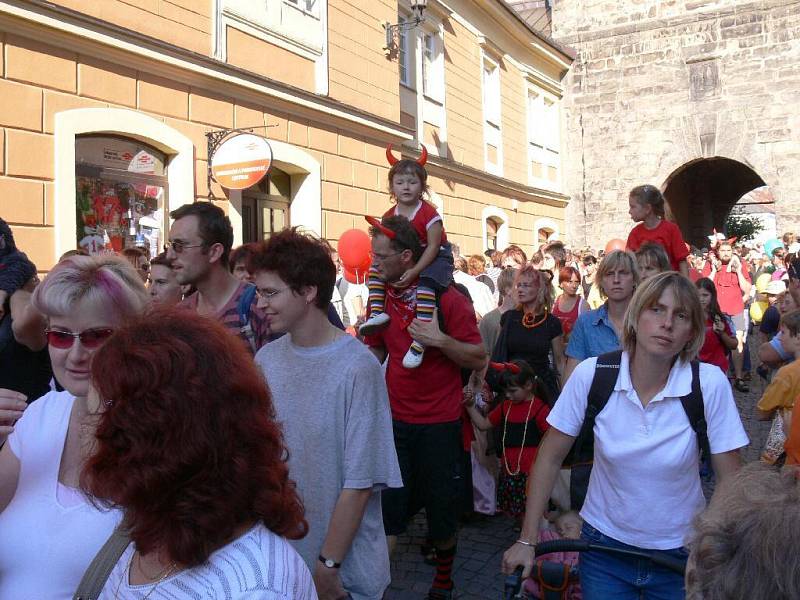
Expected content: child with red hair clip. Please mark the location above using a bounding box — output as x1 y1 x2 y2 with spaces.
359 145 454 369
463 360 550 524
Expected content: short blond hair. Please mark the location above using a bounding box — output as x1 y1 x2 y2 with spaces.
32 253 149 321
595 250 640 299
622 272 705 362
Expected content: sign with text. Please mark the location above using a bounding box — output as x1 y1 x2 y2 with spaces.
211 133 273 190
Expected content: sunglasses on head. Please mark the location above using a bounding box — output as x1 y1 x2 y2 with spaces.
45 327 114 349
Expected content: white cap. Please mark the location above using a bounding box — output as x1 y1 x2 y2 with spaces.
765 280 787 295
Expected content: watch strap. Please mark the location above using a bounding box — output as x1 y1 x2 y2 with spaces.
318 554 341 569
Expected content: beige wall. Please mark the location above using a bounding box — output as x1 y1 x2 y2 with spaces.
0 2 570 270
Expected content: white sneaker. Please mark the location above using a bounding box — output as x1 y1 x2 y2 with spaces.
402 346 424 369
359 312 391 336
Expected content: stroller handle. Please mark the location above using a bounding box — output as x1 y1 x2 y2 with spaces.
534 539 686 575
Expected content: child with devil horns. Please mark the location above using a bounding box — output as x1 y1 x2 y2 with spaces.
464 360 551 523
359 145 455 369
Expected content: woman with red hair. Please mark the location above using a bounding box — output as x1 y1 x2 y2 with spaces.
552 266 589 376
81 308 316 598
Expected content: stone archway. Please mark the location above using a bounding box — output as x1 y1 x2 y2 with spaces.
662 157 766 248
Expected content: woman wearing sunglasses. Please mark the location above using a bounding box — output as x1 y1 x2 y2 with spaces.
0 253 148 598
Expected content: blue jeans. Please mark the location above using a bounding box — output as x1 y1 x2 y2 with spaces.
579 522 687 600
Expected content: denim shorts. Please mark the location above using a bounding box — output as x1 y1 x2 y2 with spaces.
579 522 688 600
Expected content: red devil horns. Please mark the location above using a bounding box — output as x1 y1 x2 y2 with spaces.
418 144 428 166
365 215 396 240
385 145 399 166
385 144 428 167
489 361 521 374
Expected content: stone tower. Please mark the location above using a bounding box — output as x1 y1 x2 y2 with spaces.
549 0 800 247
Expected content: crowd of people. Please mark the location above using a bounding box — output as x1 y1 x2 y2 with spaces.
1 160 800 600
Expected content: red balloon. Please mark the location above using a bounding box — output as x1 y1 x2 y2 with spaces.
343 266 368 285
604 238 627 254
338 228 372 271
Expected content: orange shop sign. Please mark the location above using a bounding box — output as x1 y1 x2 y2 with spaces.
210 133 273 190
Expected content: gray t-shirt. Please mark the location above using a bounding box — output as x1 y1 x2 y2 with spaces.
255 334 402 600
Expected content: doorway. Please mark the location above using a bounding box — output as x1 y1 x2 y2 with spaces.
241 167 291 243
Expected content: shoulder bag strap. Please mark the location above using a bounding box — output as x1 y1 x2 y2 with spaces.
570 349 622 463
73 527 131 600
680 360 710 461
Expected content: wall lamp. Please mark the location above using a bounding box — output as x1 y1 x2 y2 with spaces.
383 0 428 55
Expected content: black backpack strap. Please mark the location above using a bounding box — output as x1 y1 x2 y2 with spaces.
570 349 622 464
680 360 710 462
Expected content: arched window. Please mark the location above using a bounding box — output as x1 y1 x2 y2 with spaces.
486 217 501 250
75 136 168 257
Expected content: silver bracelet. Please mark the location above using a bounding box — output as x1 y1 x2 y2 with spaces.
515 539 534 548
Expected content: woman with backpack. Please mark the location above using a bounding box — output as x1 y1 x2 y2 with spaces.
501 272 748 600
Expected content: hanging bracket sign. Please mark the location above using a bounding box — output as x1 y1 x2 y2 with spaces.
210 133 273 190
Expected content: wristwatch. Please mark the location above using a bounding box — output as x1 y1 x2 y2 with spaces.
318 554 341 569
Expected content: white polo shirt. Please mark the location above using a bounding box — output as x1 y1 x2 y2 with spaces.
549 352 748 550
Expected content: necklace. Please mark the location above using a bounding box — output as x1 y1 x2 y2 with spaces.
520 307 548 329
114 549 178 600
501 398 536 476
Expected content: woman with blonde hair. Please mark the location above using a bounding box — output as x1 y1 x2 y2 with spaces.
563 250 640 381
0 254 148 598
502 272 748 599
490 265 563 405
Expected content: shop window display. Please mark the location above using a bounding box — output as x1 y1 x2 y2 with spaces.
75 136 169 257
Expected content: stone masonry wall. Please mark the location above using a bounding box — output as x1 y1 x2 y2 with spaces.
551 0 800 247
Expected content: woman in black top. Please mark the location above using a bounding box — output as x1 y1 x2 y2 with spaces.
491 265 563 405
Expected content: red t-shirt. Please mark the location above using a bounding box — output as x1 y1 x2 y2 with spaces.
488 397 550 474
701 262 751 315
364 285 481 424
626 220 689 271
698 316 733 373
385 201 447 246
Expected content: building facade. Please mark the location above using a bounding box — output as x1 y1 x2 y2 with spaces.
549 0 800 248
0 0 572 271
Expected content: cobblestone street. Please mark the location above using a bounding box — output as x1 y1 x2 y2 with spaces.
386 365 773 599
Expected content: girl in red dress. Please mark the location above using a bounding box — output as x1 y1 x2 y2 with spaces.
463 360 550 522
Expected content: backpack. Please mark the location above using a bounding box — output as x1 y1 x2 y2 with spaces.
567 349 710 510
237 283 257 353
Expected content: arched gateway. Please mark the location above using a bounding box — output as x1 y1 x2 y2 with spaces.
662 157 768 248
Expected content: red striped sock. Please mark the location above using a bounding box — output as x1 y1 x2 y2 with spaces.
432 544 456 591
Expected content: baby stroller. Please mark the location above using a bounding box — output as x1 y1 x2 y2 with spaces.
503 539 687 599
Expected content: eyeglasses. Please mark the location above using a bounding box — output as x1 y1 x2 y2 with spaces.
255 287 290 301
165 240 204 254
45 327 114 349
369 251 402 262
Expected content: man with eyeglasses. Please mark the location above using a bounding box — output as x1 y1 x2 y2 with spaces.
362 215 486 600
167 202 269 353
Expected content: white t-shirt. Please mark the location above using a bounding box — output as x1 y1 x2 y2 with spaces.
0 391 123 599
453 270 496 318
99 524 316 599
548 352 748 549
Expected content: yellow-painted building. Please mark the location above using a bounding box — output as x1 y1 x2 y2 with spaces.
0 0 573 270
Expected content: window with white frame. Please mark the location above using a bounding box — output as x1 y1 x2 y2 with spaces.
527 86 561 188
219 0 325 57
398 15 413 88
421 30 444 103
482 57 502 173
483 59 501 126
